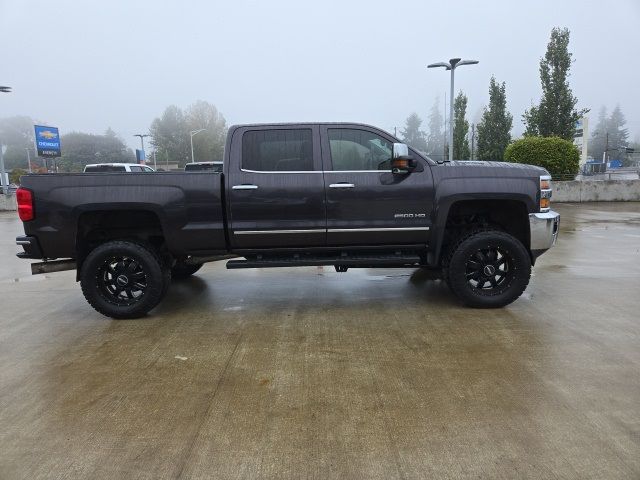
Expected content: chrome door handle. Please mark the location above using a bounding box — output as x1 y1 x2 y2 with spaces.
232 184 258 190
329 183 355 188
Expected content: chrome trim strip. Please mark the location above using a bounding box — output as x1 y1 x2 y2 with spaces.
324 170 392 173
16 240 31 245
233 226 430 235
234 229 325 235
232 185 259 190
328 227 430 233
240 169 322 174
239 169 392 174
329 183 355 188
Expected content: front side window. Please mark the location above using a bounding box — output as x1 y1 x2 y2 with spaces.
242 129 314 171
328 129 392 171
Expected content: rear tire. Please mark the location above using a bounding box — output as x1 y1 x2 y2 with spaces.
444 230 531 308
171 261 203 280
80 240 169 319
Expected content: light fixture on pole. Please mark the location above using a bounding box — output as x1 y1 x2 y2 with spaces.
133 134 150 151
190 129 206 163
428 58 478 161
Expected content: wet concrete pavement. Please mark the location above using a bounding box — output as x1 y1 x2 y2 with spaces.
0 203 639 479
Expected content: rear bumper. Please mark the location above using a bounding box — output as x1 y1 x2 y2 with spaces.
16 235 44 259
529 211 560 252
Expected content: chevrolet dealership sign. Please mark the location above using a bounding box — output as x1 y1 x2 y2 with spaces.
34 125 61 157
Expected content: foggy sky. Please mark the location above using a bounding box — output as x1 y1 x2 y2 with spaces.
2 0 639 150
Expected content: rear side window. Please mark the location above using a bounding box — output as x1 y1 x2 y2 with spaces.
242 129 313 171
129 166 144 172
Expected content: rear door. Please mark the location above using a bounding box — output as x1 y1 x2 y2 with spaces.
320 125 434 246
227 125 326 248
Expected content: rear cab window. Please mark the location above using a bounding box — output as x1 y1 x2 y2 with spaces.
242 129 314 172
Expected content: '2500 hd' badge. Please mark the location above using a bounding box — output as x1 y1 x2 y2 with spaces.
394 213 426 218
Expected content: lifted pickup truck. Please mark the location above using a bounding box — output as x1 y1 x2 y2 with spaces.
16 123 559 318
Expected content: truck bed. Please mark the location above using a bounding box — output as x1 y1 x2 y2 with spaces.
19 172 227 259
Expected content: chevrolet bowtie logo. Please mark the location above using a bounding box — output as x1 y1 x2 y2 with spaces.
39 130 58 140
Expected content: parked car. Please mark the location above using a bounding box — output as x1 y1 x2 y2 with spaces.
16 122 559 318
184 161 223 172
84 163 155 173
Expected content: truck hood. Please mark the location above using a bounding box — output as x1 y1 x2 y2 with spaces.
438 160 549 178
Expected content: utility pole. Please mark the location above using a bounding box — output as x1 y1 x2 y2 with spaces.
443 93 447 160
153 151 157 171
1 85 11 193
0 143 7 195
603 132 609 163
428 58 479 161
470 124 475 160
26 148 32 173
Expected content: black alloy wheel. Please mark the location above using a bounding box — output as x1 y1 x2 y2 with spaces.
445 230 531 308
97 255 148 305
464 246 515 295
81 240 170 319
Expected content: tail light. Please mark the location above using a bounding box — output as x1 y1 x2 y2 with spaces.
539 175 552 212
16 188 34 221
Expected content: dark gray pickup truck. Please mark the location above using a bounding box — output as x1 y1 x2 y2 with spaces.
15 122 559 318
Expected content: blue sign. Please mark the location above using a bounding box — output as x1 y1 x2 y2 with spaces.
34 125 61 157
136 149 146 162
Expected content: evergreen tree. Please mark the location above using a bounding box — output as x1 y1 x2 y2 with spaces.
523 27 587 140
400 112 427 152
453 91 470 160
589 105 629 163
476 77 513 161
607 105 629 162
426 97 445 161
589 106 608 162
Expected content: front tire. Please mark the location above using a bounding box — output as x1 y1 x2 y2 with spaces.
444 230 531 308
80 240 169 319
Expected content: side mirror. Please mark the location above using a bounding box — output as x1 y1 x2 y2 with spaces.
391 143 415 174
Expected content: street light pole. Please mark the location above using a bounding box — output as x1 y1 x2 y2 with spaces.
428 58 478 161
0 86 11 194
134 134 150 151
133 134 150 165
26 148 32 173
190 129 206 163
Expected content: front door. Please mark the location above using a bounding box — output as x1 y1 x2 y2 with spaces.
227 125 326 248
320 125 434 246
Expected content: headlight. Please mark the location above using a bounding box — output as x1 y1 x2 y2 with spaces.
540 175 552 212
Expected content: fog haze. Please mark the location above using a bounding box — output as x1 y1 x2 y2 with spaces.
2 0 639 148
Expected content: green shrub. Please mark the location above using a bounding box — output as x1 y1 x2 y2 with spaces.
504 136 579 177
